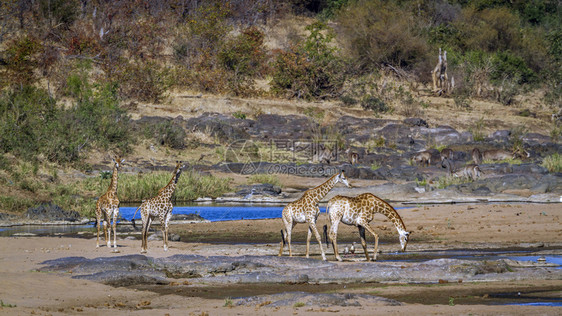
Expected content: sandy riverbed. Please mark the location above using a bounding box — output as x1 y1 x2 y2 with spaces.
0 202 561 315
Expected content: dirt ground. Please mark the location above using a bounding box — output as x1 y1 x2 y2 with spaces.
0 203 561 315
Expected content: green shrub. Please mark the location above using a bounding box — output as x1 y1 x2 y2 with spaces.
454 7 520 53
0 79 133 164
117 62 171 103
339 95 358 106
491 51 535 84
541 153 562 173
361 95 388 113
143 120 187 150
0 196 36 214
336 0 429 70
232 111 247 120
2 35 42 87
270 21 346 100
219 26 267 78
0 86 57 156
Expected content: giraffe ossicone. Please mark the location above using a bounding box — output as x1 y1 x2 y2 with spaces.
279 170 351 261
95 156 125 251
326 193 410 262
133 161 186 253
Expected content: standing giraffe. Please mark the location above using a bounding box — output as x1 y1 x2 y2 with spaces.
327 193 410 262
278 170 351 261
133 161 185 253
95 156 125 250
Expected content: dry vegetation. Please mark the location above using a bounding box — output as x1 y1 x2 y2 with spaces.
0 0 560 214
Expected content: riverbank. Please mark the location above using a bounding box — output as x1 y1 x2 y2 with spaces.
0 202 560 315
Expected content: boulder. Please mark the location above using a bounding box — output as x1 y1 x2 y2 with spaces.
25 203 82 222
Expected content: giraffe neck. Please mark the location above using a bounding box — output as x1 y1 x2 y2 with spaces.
108 163 119 195
304 174 339 204
369 199 407 234
158 167 183 201
381 205 407 234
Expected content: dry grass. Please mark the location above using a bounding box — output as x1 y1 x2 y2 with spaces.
133 80 554 141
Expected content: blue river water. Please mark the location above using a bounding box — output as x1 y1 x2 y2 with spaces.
119 205 325 222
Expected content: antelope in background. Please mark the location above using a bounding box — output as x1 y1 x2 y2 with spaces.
472 147 530 164
440 148 454 161
345 148 359 165
441 158 481 181
412 150 432 167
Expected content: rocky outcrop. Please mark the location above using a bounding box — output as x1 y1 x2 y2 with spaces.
39 254 561 288
25 202 82 222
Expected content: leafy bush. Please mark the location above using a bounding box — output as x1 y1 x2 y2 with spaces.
270 21 346 99
491 51 535 84
2 35 42 87
0 86 57 156
0 79 132 164
336 0 429 70
541 153 562 173
361 95 388 113
116 62 171 103
454 7 520 53
144 120 187 150
219 26 267 78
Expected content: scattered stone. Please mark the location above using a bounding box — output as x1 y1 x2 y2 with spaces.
236 292 401 308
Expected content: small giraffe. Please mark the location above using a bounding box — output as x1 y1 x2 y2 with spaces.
133 161 185 253
327 193 410 262
95 156 125 250
278 170 351 261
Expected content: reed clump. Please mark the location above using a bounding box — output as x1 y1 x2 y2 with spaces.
84 170 232 204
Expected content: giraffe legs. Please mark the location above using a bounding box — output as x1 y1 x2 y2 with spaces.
111 207 118 251
103 213 110 248
329 220 342 261
307 221 327 261
278 217 295 257
141 213 151 254
306 226 312 258
162 211 172 251
95 206 102 248
358 224 379 261
358 226 370 261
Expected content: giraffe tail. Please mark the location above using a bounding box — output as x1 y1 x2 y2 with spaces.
132 205 142 220
323 224 329 247
280 229 286 246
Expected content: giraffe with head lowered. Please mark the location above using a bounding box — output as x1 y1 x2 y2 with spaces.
326 193 410 261
133 161 185 253
96 156 125 250
279 170 351 261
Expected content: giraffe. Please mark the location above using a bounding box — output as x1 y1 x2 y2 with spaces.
278 170 351 261
133 161 185 253
95 156 125 250
326 193 410 262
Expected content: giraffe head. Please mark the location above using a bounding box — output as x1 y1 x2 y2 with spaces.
398 230 410 252
112 156 125 169
174 161 186 183
335 170 351 188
